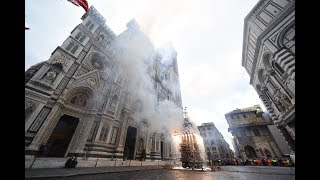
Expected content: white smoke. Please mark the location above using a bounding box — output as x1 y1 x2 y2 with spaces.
111 20 206 164
112 22 184 136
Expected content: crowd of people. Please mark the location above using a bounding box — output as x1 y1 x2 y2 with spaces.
210 157 294 167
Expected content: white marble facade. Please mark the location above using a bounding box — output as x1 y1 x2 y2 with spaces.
241 0 295 152
25 6 183 161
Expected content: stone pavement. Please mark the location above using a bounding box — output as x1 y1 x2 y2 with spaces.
220 166 295 175
25 165 295 179
25 165 164 179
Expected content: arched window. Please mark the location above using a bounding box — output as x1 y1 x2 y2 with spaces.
85 20 91 27
71 45 79 54
89 24 94 30
282 27 295 49
110 95 118 110
98 34 104 43
79 35 86 43
75 32 82 40
99 125 109 141
278 23 295 53
66 42 74 51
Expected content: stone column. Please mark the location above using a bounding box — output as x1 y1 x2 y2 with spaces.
145 133 150 155
164 140 169 160
68 114 95 156
285 125 295 141
155 133 161 154
93 121 102 142
115 109 130 152
278 126 295 152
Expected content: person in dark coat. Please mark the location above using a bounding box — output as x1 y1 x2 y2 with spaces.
65 156 74 168
71 156 78 168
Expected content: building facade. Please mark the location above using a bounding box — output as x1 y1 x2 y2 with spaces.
25 6 183 161
225 105 282 159
241 0 295 152
198 122 234 161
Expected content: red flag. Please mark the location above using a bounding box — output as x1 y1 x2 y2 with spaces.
68 0 89 12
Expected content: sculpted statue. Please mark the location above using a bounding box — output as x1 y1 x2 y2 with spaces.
139 138 144 149
45 71 57 80
273 89 291 112
286 78 295 95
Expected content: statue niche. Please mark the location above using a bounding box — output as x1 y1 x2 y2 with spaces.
43 63 63 82
273 89 292 112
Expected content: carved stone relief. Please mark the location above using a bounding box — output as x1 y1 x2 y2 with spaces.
51 58 70 72
75 67 89 77
25 100 38 121
273 89 292 112
70 94 87 107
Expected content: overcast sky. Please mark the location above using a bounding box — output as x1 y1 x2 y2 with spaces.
25 0 264 151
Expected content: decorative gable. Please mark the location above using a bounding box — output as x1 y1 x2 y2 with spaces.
73 70 101 91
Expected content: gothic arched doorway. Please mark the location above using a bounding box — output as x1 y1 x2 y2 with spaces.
124 126 137 160
244 145 257 159
45 115 79 157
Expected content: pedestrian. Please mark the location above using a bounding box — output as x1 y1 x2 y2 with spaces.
266 159 271 166
65 156 75 168
71 156 78 168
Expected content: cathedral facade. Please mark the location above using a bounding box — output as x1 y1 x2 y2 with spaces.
241 0 295 152
25 6 183 161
